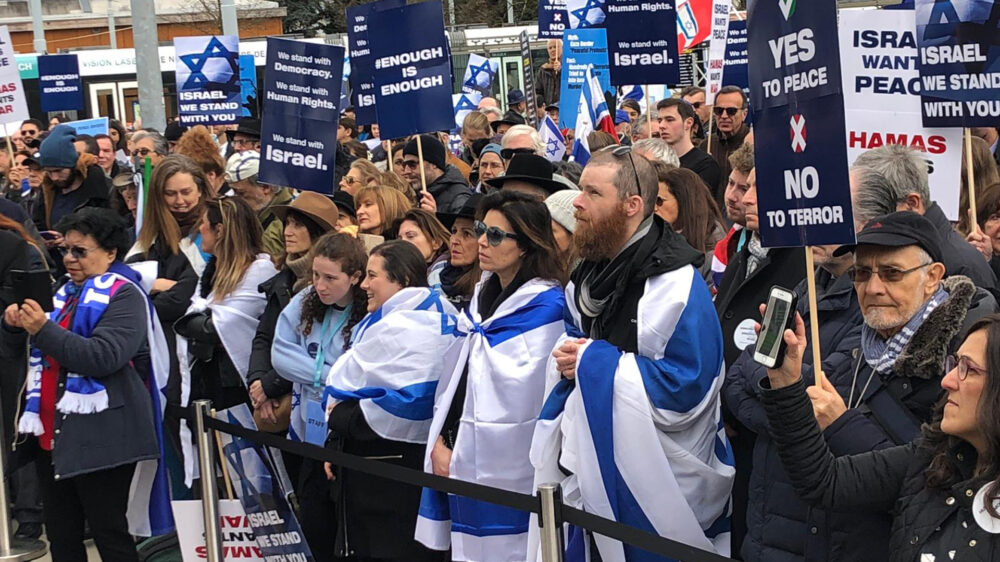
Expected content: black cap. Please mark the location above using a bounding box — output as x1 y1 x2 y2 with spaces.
490 111 527 132
330 190 356 218
164 122 189 142
833 211 943 263
437 193 483 231
484 153 562 196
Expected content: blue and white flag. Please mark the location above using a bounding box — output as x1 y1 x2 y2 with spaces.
454 92 483 131
462 54 498 97
325 287 464 444
567 0 606 28
528 266 735 561
570 64 615 166
539 115 567 162
416 277 566 560
617 85 646 113
18 178 29 198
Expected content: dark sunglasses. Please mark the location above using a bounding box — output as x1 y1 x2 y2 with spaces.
847 263 930 284
401 160 420 169
500 147 535 160
58 245 97 259
713 107 742 117
690 102 703 109
474 220 520 247
611 145 644 200
134 148 154 156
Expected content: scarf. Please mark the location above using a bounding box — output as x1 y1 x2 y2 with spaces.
862 287 948 374
19 271 129 436
745 233 769 279
171 205 204 238
286 252 312 294
575 215 653 320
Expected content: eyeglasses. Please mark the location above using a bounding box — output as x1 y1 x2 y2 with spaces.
342 176 358 185
232 139 258 148
21 129 37 137
500 147 535 160
847 263 931 284
945 354 987 381
474 220 520 247
401 160 420 170
713 107 742 117
611 145 644 200
690 102 703 109
58 245 98 259
134 148 154 156
655 196 665 207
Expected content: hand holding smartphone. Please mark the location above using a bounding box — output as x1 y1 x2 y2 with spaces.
753 286 798 369
10 270 53 312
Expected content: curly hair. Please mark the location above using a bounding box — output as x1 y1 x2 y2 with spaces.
174 125 226 182
299 233 368 351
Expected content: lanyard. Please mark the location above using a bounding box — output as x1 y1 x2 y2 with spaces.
313 304 350 388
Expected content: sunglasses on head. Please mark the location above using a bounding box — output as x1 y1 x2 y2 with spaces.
713 107 742 117
500 147 535 160
610 145 644 200
474 220 520 247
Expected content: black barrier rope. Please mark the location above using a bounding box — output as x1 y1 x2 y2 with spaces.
167 404 734 562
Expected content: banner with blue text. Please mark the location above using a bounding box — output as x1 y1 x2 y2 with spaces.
605 0 679 86
347 0 406 126
914 0 1000 127
258 37 344 194
722 20 749 97
558 29 611 129
173 36 241 126
38 54 82 113
748 0 855 248
369 0 454 139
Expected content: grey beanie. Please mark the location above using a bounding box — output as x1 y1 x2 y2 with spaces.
545 189 578 234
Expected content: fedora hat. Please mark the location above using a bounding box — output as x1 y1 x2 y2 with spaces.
437 193 483 231
272 191 340 233
225 118 261 142
484 153 562 196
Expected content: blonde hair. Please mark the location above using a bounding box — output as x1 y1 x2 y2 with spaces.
204 197 263 301
353 184 412 236
138 154 209 254
378 170 417 205
350 159 381 186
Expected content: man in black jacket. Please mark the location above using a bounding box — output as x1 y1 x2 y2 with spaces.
400 135 472 214
656 98 721 190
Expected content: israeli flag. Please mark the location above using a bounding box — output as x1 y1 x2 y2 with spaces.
567 0 605 28
18 178 29 198
462 54 498 97
570 65 611 166
617 85 646 113
539 115 566 162
454 92 483 131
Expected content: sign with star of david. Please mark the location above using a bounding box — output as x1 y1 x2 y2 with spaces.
567 0 606 28
461 54 498 97
174 35 241 126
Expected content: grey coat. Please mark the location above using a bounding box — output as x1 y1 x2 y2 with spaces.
1 282 158 479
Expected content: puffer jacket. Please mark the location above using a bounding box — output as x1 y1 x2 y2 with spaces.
762 378 1000 561
427 166 472 215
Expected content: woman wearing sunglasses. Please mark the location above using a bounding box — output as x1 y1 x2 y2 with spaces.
2 208 170 561
418 191 567 560
761 312 1000 561
339 159 380 197
322 240 463 561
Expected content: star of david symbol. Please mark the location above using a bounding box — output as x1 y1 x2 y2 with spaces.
464 60 494 89
454 95 478 115
546 137 562 156
571 0 604 28
179 36 240 94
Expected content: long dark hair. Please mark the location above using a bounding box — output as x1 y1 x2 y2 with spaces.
477 190 567 286
658 166 724 253
369 240 428 288
923 313 1000 516
392 208 450 264
299 233 368 350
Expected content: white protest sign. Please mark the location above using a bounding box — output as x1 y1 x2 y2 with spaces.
0 26 30 131
839 9 962 219
704 0 731 105
172 500 263 562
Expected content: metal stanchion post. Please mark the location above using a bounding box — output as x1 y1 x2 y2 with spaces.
0 384 45 560
194 400 224 562
537 483 565 562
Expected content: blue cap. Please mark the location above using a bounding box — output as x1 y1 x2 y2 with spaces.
507 89 526 105
615 109 631 125
479 143 503 159
39 124 79 169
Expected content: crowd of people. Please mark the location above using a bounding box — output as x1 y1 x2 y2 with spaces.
0 79 999 562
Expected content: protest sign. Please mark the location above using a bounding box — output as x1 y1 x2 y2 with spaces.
558 29 611 129
347 0 406 126
368 0 454 140
538 0 569 39
258 37 344 194
462 54 498 97
915 0 1000 127
605 0 680 86
214 406 313 562
748 0 855 248
567 0 606 28
174 35 241 126
172 500 263 562
721 20 749 96
840 9 962 218
239 54 257 117
676 0 713 51
0 27 29 131
703 0 731 104
65 117 109 136
38 54 83 113
453 92 482 130
520 31 540 128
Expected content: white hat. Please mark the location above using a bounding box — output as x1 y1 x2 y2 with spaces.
226 151 260 183
545 189 578 234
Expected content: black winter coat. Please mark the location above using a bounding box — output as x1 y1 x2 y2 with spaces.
246 269 296 400
427 166 472 215
924 202 997 290
762 378 1000 561
535 64 560 105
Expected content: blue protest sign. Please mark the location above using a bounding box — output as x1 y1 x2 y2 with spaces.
65 117 108 136
38 54 82 113
368 0 454 139
722 20 749 95
604 0 679 86
174 35 241 126
258 37 344 194
538 0 569 39
558 29 611 129
347 0 406 126
239 54 257 117
748 0 855 248
567 0 606 28
914 0 1000 127
462 54 498 97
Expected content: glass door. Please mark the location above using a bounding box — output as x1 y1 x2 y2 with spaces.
88 82 120 120
116 81 139 125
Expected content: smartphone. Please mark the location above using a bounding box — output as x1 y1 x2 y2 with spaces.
753 286 798 369
10 270 53 312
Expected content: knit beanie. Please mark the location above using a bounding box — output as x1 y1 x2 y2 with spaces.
479 143 502 160
545 189 579 234
39 124 79 169
403 134 447 171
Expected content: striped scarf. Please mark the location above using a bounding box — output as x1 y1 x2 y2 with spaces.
861 287 948 374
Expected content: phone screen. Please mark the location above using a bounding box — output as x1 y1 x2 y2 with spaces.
758 297 790 360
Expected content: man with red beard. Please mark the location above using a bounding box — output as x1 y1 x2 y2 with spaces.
534 148 735 559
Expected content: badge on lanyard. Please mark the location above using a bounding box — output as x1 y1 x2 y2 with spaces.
973 483 1000 534
304 305 349 446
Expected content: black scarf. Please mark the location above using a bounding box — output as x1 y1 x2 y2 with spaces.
573 217 653 323
477 267 532 321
